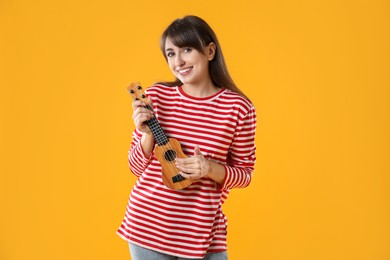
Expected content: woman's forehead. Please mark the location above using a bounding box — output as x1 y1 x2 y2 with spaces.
165 38 175 48
165 37 186 50
164 34 204 51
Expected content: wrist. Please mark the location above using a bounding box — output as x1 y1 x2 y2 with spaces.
141 133 155 158
206 159 214 178
142 132 155 141
206 159 225 184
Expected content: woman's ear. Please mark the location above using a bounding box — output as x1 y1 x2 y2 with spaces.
206 42 216 61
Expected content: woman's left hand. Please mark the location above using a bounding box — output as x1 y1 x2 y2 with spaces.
175 145 210 180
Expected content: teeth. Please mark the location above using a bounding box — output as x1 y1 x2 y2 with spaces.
178 68 191 73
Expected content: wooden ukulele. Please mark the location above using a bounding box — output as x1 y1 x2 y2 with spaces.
127 82 193 190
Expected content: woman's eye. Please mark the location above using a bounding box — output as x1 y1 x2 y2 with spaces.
184 48 192 53
167 52 174 57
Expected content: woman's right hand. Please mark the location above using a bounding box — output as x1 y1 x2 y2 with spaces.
132 97 154 134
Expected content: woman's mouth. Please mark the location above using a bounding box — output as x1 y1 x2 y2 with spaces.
177 67 193 76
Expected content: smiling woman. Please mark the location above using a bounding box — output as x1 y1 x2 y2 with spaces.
116 15 257 260
158 15 248 99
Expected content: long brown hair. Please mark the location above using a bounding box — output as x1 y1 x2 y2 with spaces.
157 15 248 99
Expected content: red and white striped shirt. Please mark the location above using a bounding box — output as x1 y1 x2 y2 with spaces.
117 84 256 259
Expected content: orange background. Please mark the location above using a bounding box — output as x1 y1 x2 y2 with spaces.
1 0 389 259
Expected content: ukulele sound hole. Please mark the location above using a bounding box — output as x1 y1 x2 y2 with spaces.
164 149 177 162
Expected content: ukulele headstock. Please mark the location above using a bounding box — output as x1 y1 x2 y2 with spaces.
127 82 147 102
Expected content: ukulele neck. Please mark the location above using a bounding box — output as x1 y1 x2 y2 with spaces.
145 106 169 146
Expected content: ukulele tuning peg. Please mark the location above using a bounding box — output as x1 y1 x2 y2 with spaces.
130 89 134 93
135 98 139 101
137 86 142 90
141 94 146 98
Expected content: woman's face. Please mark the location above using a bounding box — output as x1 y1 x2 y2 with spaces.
165 37 214 87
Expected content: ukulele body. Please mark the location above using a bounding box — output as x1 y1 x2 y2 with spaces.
153 138 193 190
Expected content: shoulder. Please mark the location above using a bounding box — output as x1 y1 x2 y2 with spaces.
220 90 256 126
220 89 255 113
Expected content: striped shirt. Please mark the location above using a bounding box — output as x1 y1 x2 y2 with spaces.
117 84 257 259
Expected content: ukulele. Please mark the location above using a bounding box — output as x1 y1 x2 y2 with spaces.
127 82 193 190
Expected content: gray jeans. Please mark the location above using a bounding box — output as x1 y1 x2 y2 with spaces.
129 242 228 260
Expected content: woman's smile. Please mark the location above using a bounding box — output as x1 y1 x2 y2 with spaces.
177 66 193 76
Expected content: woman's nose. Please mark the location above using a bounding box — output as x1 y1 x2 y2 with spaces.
175 54 185 67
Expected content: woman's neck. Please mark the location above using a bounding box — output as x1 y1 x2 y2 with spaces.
181 79 220 98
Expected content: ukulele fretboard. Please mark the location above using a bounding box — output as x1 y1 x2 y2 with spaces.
145 105 169 146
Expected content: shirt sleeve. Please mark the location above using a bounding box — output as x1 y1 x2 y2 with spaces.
220 103 257 190
127 129 154 177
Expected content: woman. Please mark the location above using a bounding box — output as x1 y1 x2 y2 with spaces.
117 15 257 260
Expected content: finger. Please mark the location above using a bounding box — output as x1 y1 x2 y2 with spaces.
134 113 152 132
133 107 153 120
175 157 191 164
137 120 152 132
180 171 200 180
140 111 153 120
135 106 153 114
176 156 201 163
134 111 150 123
132 100 144 110
132 100 154 115
145 97 154 110
176 165 200 175
194 145 202 156
175 159 199 168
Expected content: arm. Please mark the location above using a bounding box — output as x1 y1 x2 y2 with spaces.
128 130 154 177
219 104 257 190
176 103 257 189
128 97 156 177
